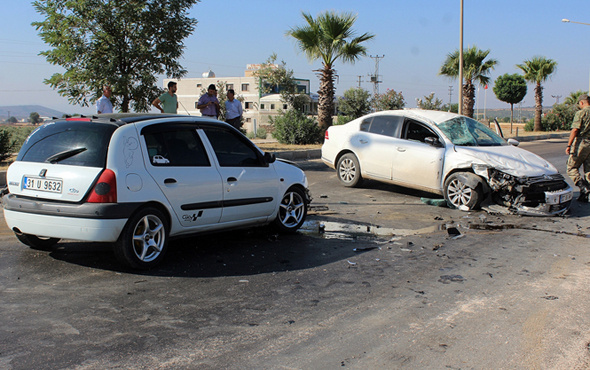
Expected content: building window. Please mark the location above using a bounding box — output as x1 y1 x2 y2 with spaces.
283 104 288 110
271 104 275 110
245 102 253 109
246 118 251 123
241 84 249 91
260 103 265 110
196 84 202 88
227 84 234 90
195 102 198 109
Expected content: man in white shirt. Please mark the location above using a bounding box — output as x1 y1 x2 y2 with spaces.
97 85 113 114
224 89 243 129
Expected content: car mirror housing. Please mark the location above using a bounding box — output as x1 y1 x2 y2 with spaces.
507 138 519 147
425 137 443 148
264 152 276 163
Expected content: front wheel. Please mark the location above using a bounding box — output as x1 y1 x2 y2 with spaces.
15 232 60 250
444 173 483 210
115 207 169 270
273 187 308 233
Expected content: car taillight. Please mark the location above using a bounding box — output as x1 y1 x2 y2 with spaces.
324 130 329 140
87 169 117 203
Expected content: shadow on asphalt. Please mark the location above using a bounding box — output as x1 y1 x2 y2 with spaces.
46 220 367 277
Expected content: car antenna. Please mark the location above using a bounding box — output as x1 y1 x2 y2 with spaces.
179 101 191 115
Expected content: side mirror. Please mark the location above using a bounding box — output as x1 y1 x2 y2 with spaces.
425 137 443 147
264 152 276 163
507 138 519 147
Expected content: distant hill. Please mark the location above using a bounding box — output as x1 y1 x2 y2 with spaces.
0 105 66 120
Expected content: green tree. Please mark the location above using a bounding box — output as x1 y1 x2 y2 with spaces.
439 45 498 118
7 116 17 124
338 87 372 119
416 92 444 110
516 56 557 131
564 90 588 106
253 54 309 113
286 11 375 129
0 129 17 161
32 0 199 112
372 89 405 111
493 73 527 132
29 112 42 125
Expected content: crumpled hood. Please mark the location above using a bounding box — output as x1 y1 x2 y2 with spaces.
453 145 558 177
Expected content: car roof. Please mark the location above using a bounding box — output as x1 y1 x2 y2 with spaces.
48 113 224 127
367 109 461 125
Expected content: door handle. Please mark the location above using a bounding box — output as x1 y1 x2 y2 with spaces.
164 178 177 184
227 177 238 182
397 147 406 152
359 139 368 144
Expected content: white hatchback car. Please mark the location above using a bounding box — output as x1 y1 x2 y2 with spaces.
3 114 309 269
322 109 572 216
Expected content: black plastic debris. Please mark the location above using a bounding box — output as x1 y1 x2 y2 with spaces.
438 275 466 284
353 246 379 252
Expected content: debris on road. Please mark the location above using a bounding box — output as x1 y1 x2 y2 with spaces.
438 275 466 284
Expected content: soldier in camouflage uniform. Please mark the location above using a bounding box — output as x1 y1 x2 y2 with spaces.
566 93 590 202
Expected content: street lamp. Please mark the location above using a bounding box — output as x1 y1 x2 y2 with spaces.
562 18 590 93
562 18 590 26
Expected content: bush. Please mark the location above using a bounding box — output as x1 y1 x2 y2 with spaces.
335 115 353 126
270 110 323 145
0 128 18 161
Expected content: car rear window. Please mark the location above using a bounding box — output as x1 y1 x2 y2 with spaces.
16 120 118 168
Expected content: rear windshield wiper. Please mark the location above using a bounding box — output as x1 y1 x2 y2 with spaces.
45 147 87 164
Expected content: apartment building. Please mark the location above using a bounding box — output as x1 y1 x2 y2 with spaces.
164 64 318 133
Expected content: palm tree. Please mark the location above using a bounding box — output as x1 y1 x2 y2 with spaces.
564 90 588 106
286 11 375 129
516 56 557 131
439 46 498 118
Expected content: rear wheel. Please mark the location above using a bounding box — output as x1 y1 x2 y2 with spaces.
337 153 362 187
273 187 308 233
15 232 60 251
115 207 168 270
444 173 483 210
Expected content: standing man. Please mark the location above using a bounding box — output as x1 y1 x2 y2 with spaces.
197 84 220 118
97 85 113 114
152 81 178 114
566 93 590 202
224 89 243 129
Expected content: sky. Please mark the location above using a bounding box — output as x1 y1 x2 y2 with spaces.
1 0 589 116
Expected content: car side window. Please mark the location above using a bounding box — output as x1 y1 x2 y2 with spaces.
202 128 265 167
144 129 210 167
368 116 403 137
404 120 438 143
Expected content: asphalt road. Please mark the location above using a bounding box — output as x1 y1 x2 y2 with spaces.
2 138 590 369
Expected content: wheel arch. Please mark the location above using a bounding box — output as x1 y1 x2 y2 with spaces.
443 168 489 195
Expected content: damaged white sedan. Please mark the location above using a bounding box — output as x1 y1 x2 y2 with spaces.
321 109 573 216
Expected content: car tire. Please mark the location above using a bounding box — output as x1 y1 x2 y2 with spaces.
273 187 308 233
444 172 483 210
114 207 169 270
337 153 363 187
15 232 60 250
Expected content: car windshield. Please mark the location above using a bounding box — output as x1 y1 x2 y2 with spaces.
437 116 507 146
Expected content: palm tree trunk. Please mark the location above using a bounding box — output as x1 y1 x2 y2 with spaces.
318 66 335 129
534 83 543 131
463 82 475 118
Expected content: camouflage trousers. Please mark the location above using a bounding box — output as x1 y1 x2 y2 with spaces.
567 137 590 186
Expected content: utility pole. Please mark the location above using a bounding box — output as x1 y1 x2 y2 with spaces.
368 55 384 96
356 75 364 88
447 86 453 111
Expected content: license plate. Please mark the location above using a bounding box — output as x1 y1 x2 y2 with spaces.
23 176 63 193
560 192 573 203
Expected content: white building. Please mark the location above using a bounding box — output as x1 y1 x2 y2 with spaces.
164 65 318 133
